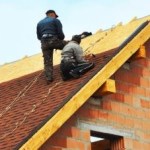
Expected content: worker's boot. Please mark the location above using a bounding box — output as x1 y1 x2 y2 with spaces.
45 67 53 84
78 62 95 75
60 70 69 81
69 70 80 79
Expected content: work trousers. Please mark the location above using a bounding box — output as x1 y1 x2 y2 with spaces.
41 36 66 81
60 60 95 80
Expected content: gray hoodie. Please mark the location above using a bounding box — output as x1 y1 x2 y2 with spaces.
61 41 87 63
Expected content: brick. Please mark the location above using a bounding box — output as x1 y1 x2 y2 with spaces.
145 89 150 98
144 111 150 119
140 99 150 109
132 97 141 108
86 143 92 150
116 81 131 93
130 65 144 76
80 130 90 141
66 138 85 149
115 69 141 86
112 101 135 117
146 49 150 57
124 117 134 128
101 100 112 110
133 119 143 130
135 109 146 119
70 127 81 139
142 121 150 131
135 130 144 140
112 93 125 103
131 58 150 67
88 108 100 119
107 112 118 124
142 143 150 150
56 126 80 139
78 107 100 119
98 110 108 120
143 132 150 142
133 140 142 150
123 94 134 105
45 136 67 148
78 107 89 118
115 114 125 125
110 101 121 112
135 87 146 97
139 77 150 88
123 138 133 149
109 92 134 106
40 145 63 150
142 68 150 77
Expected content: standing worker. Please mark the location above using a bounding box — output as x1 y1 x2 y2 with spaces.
37 10 66 84
60 35 95 81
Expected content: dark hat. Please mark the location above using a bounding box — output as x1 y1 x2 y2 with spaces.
46 10 58 18
72 35 81 44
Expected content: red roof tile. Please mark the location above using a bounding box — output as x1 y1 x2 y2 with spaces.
0 49 116 150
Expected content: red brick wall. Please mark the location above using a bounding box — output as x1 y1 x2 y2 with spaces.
40 115 91 150
40 40 150 150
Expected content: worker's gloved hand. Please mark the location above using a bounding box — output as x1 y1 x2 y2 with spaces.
84 53 95 61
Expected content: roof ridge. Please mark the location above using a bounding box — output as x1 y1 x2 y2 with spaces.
136 14 150 21
127 15 150 25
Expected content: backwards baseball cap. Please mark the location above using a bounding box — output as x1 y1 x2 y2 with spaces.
46 10 58 18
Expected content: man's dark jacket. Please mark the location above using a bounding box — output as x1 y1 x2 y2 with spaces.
37 16 65 40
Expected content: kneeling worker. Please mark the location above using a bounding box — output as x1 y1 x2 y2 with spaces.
60 35 95 81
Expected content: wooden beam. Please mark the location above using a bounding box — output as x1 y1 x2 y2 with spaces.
131 45 146 59
20 23 150 150
93 79 116 97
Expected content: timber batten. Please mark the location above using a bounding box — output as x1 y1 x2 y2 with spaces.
132 45 146 59
93 79 116 97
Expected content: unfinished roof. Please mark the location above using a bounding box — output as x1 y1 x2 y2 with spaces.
0 52 61 83
0 15 150 150
1 15 150 84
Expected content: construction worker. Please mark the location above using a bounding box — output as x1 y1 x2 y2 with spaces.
37 10 66 84
60 35 95 81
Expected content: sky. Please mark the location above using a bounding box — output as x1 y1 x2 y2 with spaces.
0 0 150 65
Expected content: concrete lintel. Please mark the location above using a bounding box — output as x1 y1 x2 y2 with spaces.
77 120 135 139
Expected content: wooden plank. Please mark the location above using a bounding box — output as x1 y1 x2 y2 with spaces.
93 79 116 97
20 23 150 150
131 45 146 59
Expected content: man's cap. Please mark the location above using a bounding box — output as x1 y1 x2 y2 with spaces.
46 10 58 18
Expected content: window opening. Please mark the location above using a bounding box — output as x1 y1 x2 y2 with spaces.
91 131 124 150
